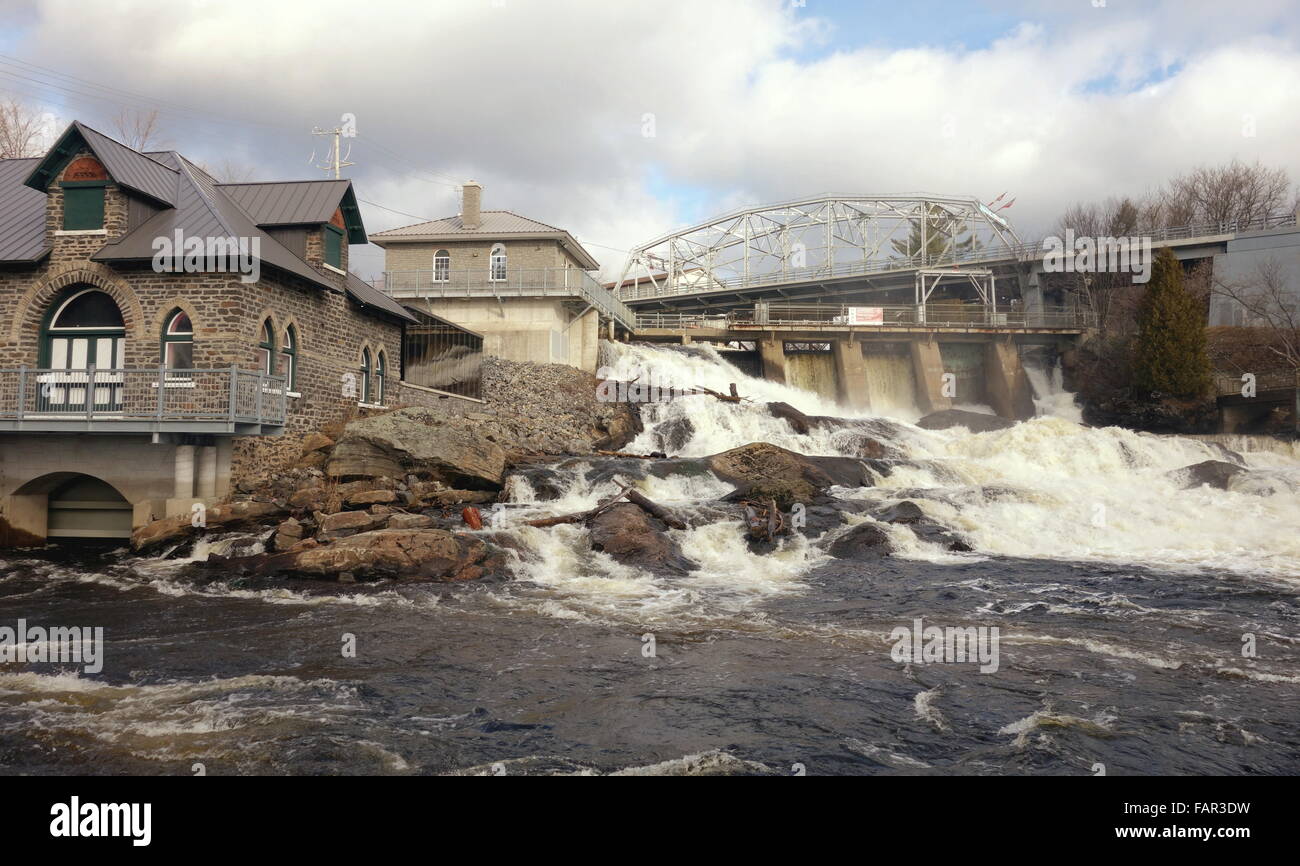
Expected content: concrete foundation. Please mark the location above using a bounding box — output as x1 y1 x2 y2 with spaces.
403 296 604 372
909 339 953 414
759 339 787 385
0 434 233 545
984 341 1036 420
833 340 870 410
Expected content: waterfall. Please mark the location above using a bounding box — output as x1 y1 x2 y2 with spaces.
576 340 1300 581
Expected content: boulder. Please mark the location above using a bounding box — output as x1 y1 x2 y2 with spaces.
917 409 1016 432
587 503 694 574
259 529 506 582
300 432 335 455
827 522 894 558
326 407 507 489
707 442 872 509
1168 460 1247 491
346 489 398 507
386 513 435 530
132 499 285 552
316 509 383 540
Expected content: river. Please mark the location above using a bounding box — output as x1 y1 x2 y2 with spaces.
2 342 1297 775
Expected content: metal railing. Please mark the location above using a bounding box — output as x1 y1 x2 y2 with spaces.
615 212 1300 301
1213 370 1300 396
0 367 287 428
380 266 636 330
634 303 1095 331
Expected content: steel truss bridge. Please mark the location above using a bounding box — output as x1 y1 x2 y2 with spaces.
611 193 1028 313
609 193 1299 319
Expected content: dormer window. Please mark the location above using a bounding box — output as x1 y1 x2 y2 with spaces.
63 183 106 231
323 224 344 269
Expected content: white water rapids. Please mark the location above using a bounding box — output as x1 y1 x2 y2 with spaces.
503 341 1300 600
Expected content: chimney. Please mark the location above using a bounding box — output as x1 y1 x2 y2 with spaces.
461 181 482 230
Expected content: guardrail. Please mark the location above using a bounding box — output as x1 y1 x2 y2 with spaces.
616 212 1299 301
635 304 1095 331
381 267 636 330
0 367 287 429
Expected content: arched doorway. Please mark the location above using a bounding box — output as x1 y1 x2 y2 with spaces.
45 475 132 540
39 288 126 412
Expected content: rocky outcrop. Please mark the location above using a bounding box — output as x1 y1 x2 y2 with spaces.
917 409 1016 432
587 503 693 574
258 529 506 582
1168 460 1246 490
827 522 894 558
327 407 508 489
707 442 872 508
132 500 285 552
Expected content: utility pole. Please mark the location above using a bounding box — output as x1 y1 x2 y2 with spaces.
311 126 354 179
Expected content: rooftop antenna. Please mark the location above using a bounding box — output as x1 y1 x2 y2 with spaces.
311 126 354 179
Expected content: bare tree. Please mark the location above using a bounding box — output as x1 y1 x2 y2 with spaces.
0 98 51 158
112 108 166 151
201 158 259 183
1212 256 1300 372
1164 159 1292 229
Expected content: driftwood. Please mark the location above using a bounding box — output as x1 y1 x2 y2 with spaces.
698 386 744 403
524 477 688 531
595 449 669 460
625 488 688 530
524 483 633 527
598 378 748 404
742 498 786 542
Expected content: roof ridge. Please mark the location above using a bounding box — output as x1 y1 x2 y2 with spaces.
73 121 180 176
216 178 350 188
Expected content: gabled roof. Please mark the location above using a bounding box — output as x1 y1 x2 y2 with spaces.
24 120 178 206
219 180 367 243
0 120 407 328
0 157 49 263
370 209 600 269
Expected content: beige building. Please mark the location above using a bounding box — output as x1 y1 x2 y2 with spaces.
371 183 633 371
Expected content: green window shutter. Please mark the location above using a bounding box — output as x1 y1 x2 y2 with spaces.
323 225 343 268
63 185 106 231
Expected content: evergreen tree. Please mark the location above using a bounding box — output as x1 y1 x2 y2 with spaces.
1132 247 1211 397
890 203 977 262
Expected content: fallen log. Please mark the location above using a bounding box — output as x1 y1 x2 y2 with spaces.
595 449 669 459
624 489 688 530
523 483 633 528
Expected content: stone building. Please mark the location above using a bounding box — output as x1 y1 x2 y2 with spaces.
371 182 633 371
0 121 475 544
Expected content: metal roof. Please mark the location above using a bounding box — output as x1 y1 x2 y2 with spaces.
370 210 600 269
0 157 50 262
24 121 179 206
345 272 416 323
220 180 351 227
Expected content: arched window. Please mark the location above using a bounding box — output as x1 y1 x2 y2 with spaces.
489 243 507 281
161 309 193 378
375 350 386 405
256 319 275 375
433 249 450 282
281 324 297 390
40 289 126 411
360 347 372 403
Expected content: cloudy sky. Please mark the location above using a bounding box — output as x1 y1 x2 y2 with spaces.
1 0 1298 279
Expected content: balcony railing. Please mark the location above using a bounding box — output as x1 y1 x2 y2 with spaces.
634 303 1096 332
380 266 636 330
0 366 286 434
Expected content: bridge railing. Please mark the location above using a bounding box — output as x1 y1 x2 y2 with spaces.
616 212 1299 301
1213 370 1300 396
635 304 1094 331
382 267 636 330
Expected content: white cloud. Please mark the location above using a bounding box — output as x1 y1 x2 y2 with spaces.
5 0 1299 278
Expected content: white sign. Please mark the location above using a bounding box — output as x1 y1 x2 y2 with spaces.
846 306 883 325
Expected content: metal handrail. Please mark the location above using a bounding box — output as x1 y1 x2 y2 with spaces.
380 266 636 330
0 367 286 425
634 304 1095 331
